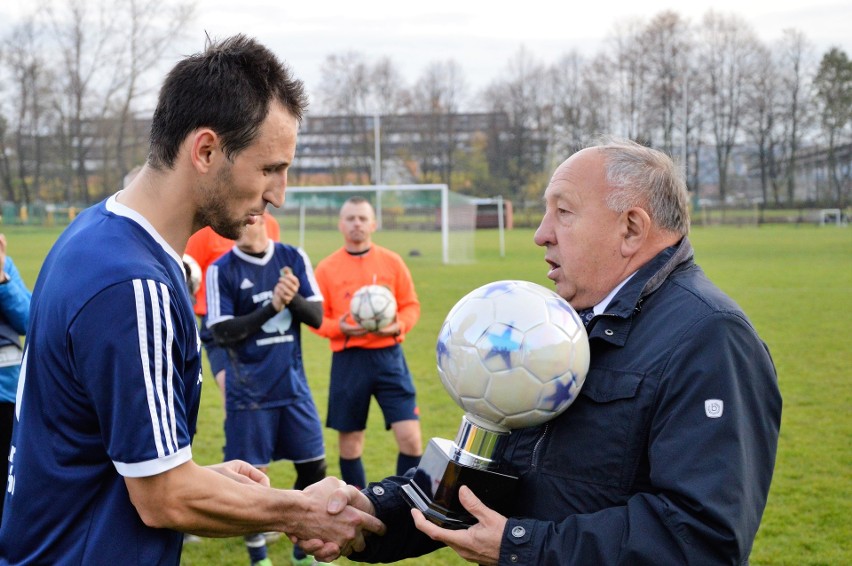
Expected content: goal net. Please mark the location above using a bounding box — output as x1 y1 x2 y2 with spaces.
277 184 478 264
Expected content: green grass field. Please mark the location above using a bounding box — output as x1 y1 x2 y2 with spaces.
3 221 850 566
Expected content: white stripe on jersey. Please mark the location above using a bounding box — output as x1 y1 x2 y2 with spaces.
297 247 324 301
146 279 175 455
134 279 180 458
160 281 179 449
15 348 28 419
134 279 166 458
206 264 221 324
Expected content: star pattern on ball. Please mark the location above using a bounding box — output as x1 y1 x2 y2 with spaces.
550 298 577 317
544 376 577 409
481 281 514 298
436 333 451 366
483 325 521 368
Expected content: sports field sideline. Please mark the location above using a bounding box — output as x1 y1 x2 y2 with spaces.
3 222 849 566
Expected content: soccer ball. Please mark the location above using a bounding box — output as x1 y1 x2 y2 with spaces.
350 285 398 332
181 254 202 296
436 280 589 430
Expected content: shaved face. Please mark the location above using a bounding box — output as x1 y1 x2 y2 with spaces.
532 148 626 309
338 201 376 252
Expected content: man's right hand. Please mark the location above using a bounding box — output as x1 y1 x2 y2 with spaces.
288 477 384 561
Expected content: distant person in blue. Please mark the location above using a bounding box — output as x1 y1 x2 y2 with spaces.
0 234 31 525
299 137 782 565
0 34 382 566
206 213 329 566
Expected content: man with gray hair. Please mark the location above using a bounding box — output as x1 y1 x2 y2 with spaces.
307 137 782 565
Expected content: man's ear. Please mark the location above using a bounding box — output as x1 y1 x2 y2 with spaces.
620 207 651 256
189 129 219 174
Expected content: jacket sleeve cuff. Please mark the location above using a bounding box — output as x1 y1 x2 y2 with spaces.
498 517 540 565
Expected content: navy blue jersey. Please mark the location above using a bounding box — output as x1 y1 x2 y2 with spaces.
0 196 202 565
206 242 322 411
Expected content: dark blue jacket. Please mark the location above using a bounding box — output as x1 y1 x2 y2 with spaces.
353 238 782 565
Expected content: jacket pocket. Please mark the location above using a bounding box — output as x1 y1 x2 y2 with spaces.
540 368 646 489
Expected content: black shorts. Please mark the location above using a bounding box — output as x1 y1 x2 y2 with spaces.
224 398 325 465
327 345 419 432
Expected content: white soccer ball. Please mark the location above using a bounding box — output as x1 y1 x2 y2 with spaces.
350 284 398 332
181 254 202 296
436 280 589 430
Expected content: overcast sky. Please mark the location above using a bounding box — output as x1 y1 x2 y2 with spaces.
190 0 851 91
2 0 851 106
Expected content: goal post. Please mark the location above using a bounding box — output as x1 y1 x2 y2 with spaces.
819 208 847 227
279 184 479 264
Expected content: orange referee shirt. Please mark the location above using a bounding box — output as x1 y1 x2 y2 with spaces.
312 245 420 352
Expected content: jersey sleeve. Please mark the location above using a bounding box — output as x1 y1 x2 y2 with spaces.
293 248 322 302
204 261 235 326
68 279 194 477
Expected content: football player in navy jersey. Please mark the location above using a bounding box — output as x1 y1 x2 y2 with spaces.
0 34 383 566
207 214 330 566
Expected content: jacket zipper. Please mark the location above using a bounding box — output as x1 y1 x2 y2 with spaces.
531 423 549 468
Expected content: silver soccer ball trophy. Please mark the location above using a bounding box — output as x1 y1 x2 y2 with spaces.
401 280 590 528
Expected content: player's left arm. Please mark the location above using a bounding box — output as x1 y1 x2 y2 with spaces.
286 250 323 329
0 256 32 334
207 260 279 346
210 304 280 346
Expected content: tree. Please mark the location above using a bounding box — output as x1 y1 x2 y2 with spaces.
1 18 52 206
743 43 781 205
103 0 195 198
0 1 194 206
813 47 852 205
481 46 551 201
641 11 693 155
371 56 409 115
315 51 397 184
409 60 468 188
607 18 651 142
547 51 588 165
776 29 814 204
697 10 763 206
44 0 123 204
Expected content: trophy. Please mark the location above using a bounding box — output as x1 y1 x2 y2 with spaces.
400 280 590 529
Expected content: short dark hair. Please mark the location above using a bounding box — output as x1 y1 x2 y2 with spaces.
343 196 371 207
148 34 308 170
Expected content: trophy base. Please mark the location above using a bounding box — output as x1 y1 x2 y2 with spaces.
400 437 518 529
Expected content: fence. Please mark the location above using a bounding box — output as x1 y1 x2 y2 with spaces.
1 201 848 229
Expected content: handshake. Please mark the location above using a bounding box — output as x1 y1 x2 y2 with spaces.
285 477 384 562
205 460 505 565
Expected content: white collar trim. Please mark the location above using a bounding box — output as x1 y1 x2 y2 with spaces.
105 192 184 271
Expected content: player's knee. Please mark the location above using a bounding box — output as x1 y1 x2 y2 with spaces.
393 421 422 453
339 432 365 458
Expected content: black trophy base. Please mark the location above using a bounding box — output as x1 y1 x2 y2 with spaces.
400 437 517 529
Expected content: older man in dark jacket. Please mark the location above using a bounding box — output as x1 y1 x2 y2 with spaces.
303 137 782 566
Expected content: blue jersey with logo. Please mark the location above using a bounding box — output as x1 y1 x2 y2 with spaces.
206 242 322 411
0 195 203 565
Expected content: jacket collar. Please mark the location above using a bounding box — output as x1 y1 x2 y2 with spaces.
587 237 694 345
